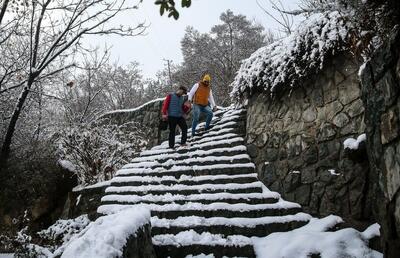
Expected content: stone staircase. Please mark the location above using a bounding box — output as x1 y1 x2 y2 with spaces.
97 107 312 258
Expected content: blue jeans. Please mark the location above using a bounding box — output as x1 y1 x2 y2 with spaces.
192 104 213 136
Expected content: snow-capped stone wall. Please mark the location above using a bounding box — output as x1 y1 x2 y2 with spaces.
100 98 167 148
246 53 372 227
360 27 400 257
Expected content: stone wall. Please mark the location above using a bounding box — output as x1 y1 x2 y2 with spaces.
246 54 373 228
100 98 167 148
360 28 400 257
62 183 109 220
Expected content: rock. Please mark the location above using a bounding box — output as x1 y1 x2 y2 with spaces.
264 148 279 161
345 99 365 118
302 145 318 165
301 168 317 184
334 70 346 85
310 86 324 107
246 144 258 158
395 195 400 237
278 103 289 118
338 78 361 105
283 172 301 193
323 79 338 104
294 184 311 206
380 109 399 145
333 113 350 128
384 146 400 201
303 106 317 122
317 100 343 121
255 133 269 148
377 71 399 107
123 224 157 258
340 116 363 136
317 123 336 142
349 176 366 219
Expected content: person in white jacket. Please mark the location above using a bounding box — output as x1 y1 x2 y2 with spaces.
188 73 217 137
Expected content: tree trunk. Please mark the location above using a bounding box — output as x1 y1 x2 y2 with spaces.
0 0 10 26
0 77 34 168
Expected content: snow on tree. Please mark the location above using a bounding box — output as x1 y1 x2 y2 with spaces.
230 10 353 104
56 119 148 186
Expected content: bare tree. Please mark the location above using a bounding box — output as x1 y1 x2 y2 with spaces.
256 0 294 35
174 10 268 106
0 0 146 168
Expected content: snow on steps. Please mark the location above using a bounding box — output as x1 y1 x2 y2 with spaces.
104 181 264 196
152 230 255 258
115 163 256 178
101 192 281 205
98 199 302 219
122 152 251 170
109 173 259 187
129 145 248 164
151 212 312 237
97 107 311 258
140 136 246 157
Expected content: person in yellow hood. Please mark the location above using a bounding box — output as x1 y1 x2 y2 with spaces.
188 73 217 137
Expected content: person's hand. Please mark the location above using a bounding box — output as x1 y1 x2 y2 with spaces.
162 114 168 121
184 101 192 109
212 106 218 112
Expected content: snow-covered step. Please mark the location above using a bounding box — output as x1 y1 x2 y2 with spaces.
109 173 258 187
100 192 281 206
151 213 312 237
148 122 245 152
98 200 302 218
140 137 246 158
130 145 248 164
122 153 251 170
189 120 246 140
115 163 256 178
154 132 243 152
153 230 254 258
104 181 264 196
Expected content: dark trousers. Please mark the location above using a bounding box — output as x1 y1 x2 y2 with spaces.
168 116 187 148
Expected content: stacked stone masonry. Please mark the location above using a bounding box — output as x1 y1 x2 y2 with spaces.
360 28 400 257
245 54 372 229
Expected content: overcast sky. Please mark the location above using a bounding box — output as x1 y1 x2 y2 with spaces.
85 0 302 79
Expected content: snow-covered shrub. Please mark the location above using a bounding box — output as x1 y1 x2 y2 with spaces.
13 215 91 258
231 10 353 103
56 119 148 185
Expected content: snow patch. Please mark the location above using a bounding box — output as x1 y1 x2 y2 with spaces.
252 215 382 258
58 159 76 173
61 207 150 258
343 133 366 150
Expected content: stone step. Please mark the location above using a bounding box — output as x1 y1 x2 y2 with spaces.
151 132 244 154
188 115 246 136
152 206 302 220
190 120 246 139
99 192 281 206
148 200 302 219
151 213 311 237
152 230 255 258
97 201 302 218
122 154 251 170
140 137 246 158
115 164 255 179
153 244 255 258
109 173 258 187
162 122 241 149
130 145 248 164
104 182 264 196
